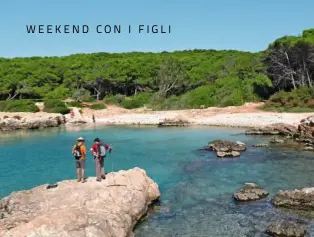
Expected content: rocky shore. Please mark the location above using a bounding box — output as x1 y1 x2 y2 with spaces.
0 168 160 237
0 113 66 131
0 103 313 131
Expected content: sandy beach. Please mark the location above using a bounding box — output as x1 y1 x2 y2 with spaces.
72 102 314 128
1 103 313 129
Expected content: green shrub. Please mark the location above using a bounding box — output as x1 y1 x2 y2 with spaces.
90 103 106 110
120 93 151 109
263 87 314 112
184 85 216 108
43 99 70 114
0 100 39 112
82 97 96 102
104 94 126 105
72 89 91 102
45 87 71 100
66 101 84 108
152 95 184 110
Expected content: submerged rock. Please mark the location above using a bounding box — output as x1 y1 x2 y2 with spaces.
207 140 246 158
303 146 314 151
0 168 160 237
246 123 298 136
272 187 314 210
183 159 209 173
253 144 269 148
270 138 285 144
233 183 269 201
266 220 306 237
217 151 240 158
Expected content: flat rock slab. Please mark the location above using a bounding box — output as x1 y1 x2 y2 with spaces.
0 168 160 237
266 220 307 237
233 183 269 201
246 123 298 136
272 187 314 211
158 118 190 127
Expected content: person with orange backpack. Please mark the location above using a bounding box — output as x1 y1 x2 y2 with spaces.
72 137 87 183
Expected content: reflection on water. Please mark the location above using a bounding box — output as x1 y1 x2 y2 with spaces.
1 126 314 236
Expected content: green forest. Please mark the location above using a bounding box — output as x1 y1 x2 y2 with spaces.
1 29 314 113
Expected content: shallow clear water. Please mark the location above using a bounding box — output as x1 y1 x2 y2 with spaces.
1 125 314 236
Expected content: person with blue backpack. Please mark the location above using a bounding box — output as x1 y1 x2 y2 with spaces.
91 137 112 181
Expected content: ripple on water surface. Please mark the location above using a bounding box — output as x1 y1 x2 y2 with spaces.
1 126 314 236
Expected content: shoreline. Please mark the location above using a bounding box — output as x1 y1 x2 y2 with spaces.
1 103 314 131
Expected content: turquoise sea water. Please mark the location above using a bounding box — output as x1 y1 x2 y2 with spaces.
1 125 314 236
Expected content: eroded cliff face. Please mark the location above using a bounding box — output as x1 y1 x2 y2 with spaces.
0 168 160 237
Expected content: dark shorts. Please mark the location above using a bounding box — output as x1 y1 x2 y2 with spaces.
75 159 86 169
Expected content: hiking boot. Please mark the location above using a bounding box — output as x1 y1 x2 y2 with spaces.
77 178 81 182
96 178 101 182
101 174 106 179
81 178 86 183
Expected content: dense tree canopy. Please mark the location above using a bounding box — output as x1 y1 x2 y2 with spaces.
264 29 314 91
0 29 313 111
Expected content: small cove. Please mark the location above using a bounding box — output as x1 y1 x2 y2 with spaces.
1 126 314 236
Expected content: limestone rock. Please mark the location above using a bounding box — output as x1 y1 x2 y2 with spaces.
207 140 246 157
0 115 65 131
246 123 298 136
298 116 314 139
270 138 284 144
217 151 240 158
304 146 314 151
266 220 306 237
233 183 269 201
272 187 314 210
0 168 160 237
158 118 190 127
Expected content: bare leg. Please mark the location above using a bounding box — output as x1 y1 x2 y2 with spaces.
101 158 106 179
76 168 81 182
81 168 85 182
101 167 106 179
95 158 101 181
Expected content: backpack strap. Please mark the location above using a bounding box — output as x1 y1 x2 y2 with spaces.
76 144 82 154
97 144 101 157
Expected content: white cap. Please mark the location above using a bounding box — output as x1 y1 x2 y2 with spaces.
77 137 85 141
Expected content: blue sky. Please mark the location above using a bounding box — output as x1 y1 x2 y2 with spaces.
0 0 313 58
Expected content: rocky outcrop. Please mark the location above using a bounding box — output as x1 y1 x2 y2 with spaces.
207 140 246 158
245 123 298 136
64 107 88 124
304 146 314 151
0 168 160 237
298 115 314 139
0 115 65 131
266 220 306 237
272 187 314 210
233 183 269 201
158 118 190 127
